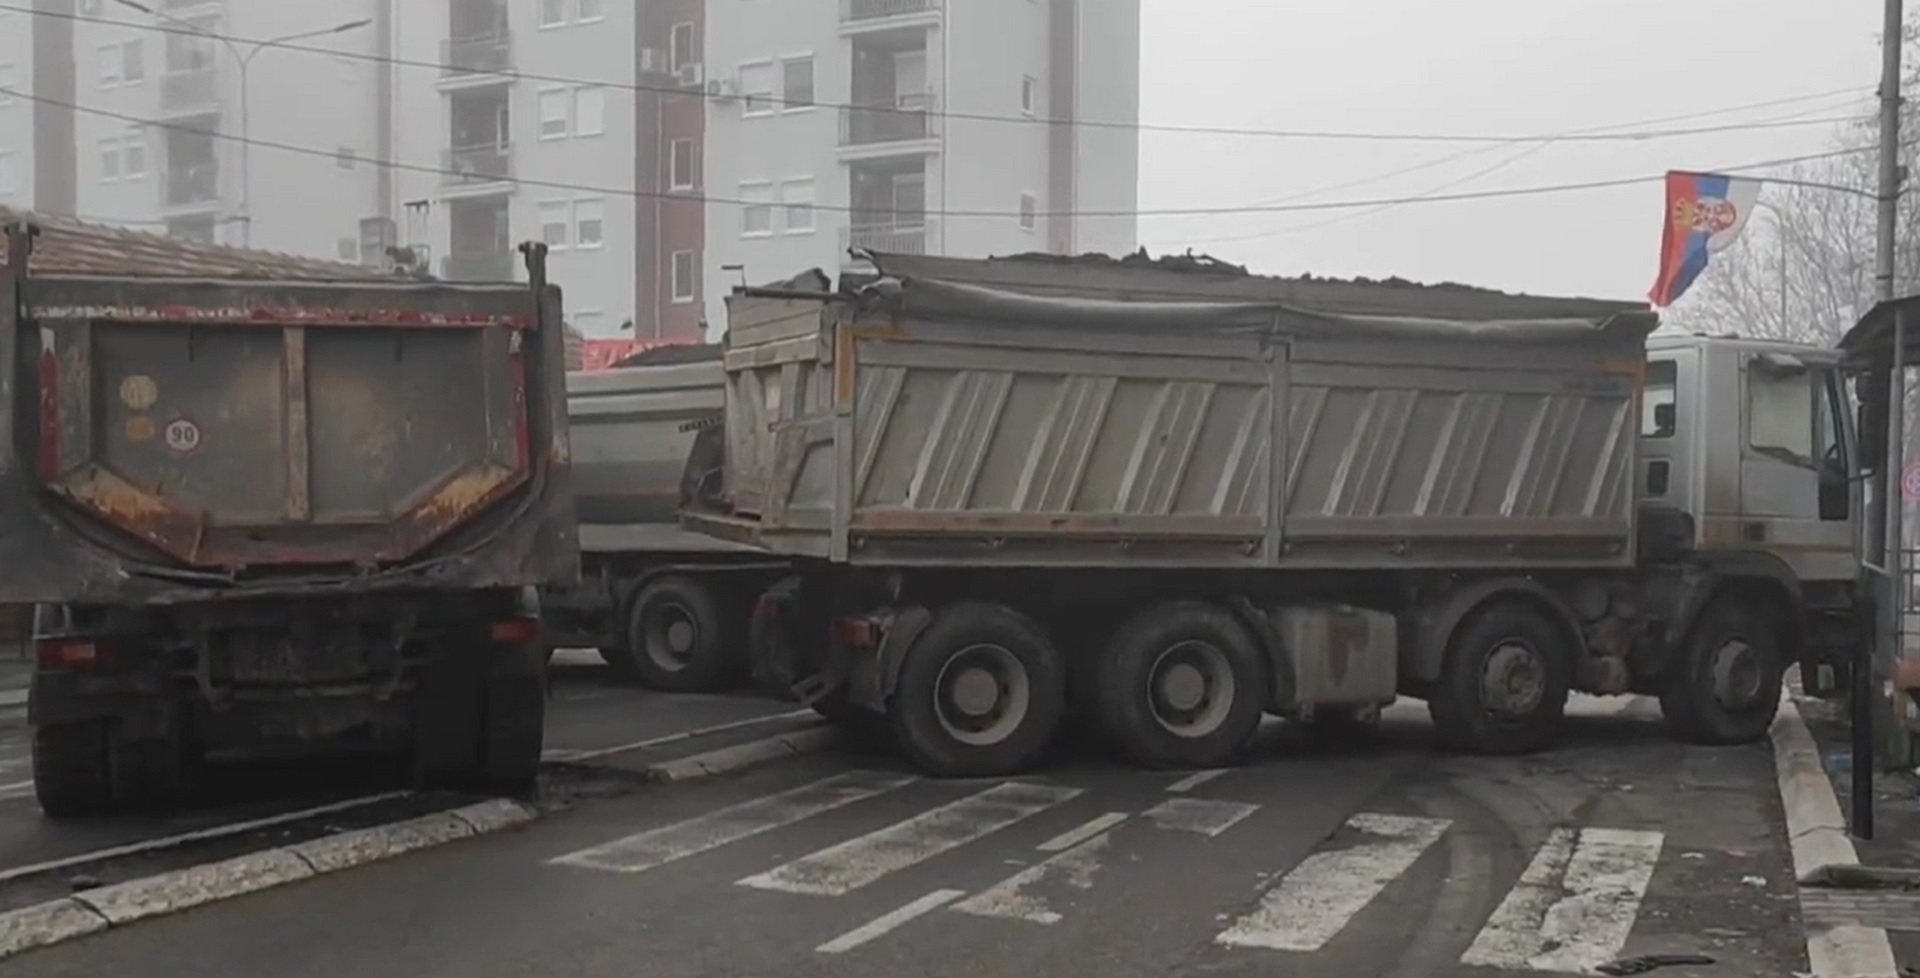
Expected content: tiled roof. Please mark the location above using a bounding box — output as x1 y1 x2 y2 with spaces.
0 207 379 280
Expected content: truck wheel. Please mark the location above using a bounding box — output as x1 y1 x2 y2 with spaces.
1658 598 1784 746
480 673 545 795
888 602 1066 778
412 648 485 789
108 726 187 811
1094 601 1269 769
621 576 743 693
1428 600 1571 755
32 721 112 819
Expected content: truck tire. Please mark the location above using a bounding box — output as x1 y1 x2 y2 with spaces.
1093 601 1269 769
1428 600 1571 755
620 576 744 693
32 721 112 819
412 648 485 789
108 726 187 811
1657 598 1784 746
887 602 1066 778
480 673 545 795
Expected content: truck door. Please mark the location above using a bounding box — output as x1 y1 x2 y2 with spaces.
1739 353 1856 581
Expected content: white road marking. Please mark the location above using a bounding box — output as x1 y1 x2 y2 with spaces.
0 779 32 801
1216 812 1451 951
951 831 1113 924
737 781 1082 896
1459 826 1664 974
542 709 816 763
1165 769 1229 793
0 792 411 883
1037 812 1128 852
548 770 915 872
815 889 967 954
1143 797 1259 837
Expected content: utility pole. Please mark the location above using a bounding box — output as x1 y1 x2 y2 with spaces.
1876 0 1912 807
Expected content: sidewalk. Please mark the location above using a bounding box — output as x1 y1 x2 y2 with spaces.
1793 689 1920 977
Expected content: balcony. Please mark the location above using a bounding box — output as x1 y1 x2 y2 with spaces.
838 92 939 155
160 164 221 214
157 68 221 117
839 0 940 32
439 143 514 196
841 220 933 257
158 0 221 9
441 253 515 281
439 33 513 87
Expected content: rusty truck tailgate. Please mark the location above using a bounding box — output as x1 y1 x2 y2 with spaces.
23 277 546 570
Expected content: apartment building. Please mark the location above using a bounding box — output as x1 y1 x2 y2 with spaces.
695 0 1141 332
0 0 79 215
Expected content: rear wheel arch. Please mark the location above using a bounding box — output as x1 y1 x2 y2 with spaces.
1408 578 1588 685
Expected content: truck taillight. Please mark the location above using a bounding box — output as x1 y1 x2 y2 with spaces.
832 616 879 649
35 638 103 670
490 618 540 645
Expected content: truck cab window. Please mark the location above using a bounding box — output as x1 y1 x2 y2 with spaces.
1747 360 1813 458
1643 360 1677 438
1815 369 1849 520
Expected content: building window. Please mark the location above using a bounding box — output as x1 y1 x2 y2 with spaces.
1019 192 1037 231
577 0 605 21
99 137 122 180
121 127 146 177
670 23 696 72
538 200 569 247
574 86 605 137
98 42 131 87
122 40 145 83
740 182 774 236
781 179 815 233
738 62 774 116
537 89 569 139
539 0 566 28
781 56 814 110
670 250 696 303
0 151 14 197
1021 75 1037 115
669 138 696 190
574 198 604 248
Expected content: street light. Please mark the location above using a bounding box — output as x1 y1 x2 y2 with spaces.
112 0 371 247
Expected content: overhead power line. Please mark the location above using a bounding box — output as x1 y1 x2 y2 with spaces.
0 84 1898 221
0 2 1873 145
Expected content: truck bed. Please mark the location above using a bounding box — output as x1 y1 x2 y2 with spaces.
689 269 1660 571
0 233 576 603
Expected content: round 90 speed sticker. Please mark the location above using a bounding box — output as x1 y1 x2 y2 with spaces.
163 417 203 454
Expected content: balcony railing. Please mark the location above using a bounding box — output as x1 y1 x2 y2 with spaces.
842 220 933 256
440 143 514 186
159 68 220 114
841 0 936 21
160 164 220 210
440 33 513 79
839 92 937 147
441 253 514 281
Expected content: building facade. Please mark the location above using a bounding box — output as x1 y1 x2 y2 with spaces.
696 0 1140 333
11 0 1137 346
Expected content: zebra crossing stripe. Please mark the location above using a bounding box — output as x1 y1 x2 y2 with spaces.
1459 826 1664 973
737 781 1083 896
547 770 915 873
1215 813 1452 951
951 831 1114 924
816 889 967 954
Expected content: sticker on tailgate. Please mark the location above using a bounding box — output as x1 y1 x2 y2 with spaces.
163 417 203 454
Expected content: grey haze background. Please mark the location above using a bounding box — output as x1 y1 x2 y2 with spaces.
1137 0 1884 305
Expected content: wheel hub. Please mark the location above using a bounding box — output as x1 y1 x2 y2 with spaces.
644 602 698 671
1146 641 1236 740
1480 642 1545 717
932 644 1031 747
665 620 695 653
1709 639 1763 708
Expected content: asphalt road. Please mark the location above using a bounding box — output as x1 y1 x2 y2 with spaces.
0 650 806 881
8 696 1808 978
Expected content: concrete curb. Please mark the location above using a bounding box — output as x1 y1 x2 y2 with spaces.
644 723 843 783
0 797 536 963
1770 694 1901 978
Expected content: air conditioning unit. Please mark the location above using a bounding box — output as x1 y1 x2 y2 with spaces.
638 48 665 75
676 62 703 87
706 78 736 102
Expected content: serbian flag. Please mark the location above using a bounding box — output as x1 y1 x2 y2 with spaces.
1649 170 1762 307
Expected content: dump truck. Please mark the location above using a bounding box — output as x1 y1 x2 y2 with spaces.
539 342 788 691
682 254 1863 778
2 221 577 816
